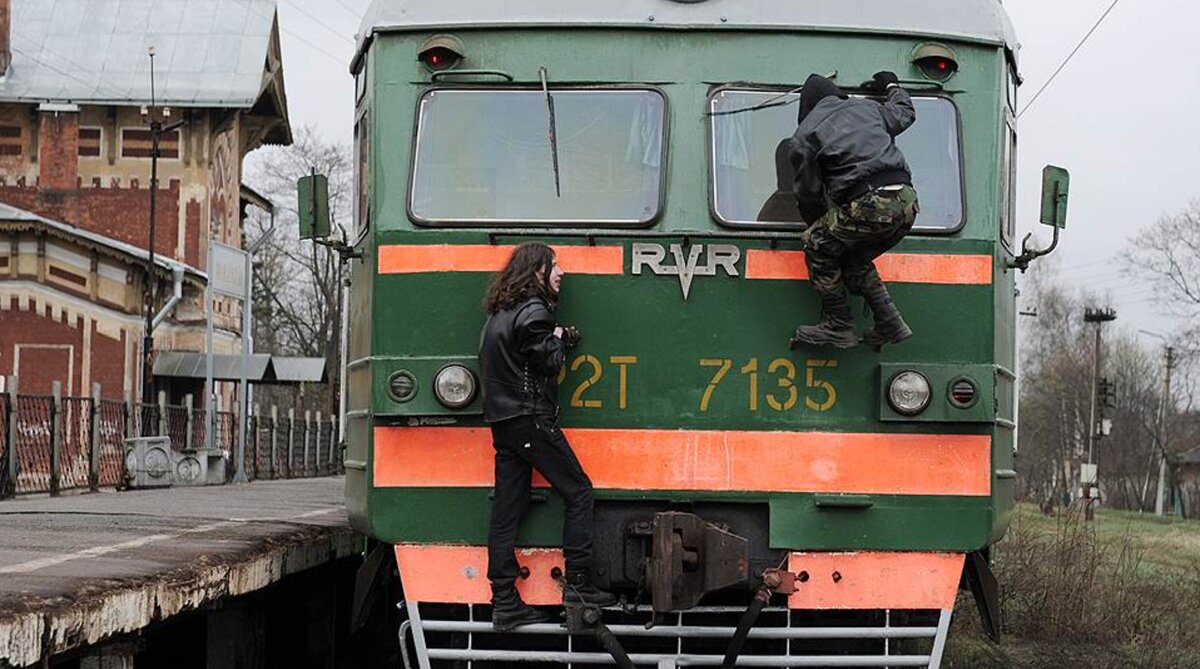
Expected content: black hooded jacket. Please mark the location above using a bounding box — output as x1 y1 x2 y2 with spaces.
479 296 566 422
790 74 916 224
755 138 803 222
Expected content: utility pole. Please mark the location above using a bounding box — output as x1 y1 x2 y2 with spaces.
140 46 185 404
1154 346 1175 516
1082 307 1116 521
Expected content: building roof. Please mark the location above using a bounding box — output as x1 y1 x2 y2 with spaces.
0 201 204 279
357 0 1020 69
2 0 286 111
1181 447 1200 467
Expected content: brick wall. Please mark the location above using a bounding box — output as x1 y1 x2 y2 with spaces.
38 110 79 191
0 297 127 397
0 181 189 263
185 199 202 268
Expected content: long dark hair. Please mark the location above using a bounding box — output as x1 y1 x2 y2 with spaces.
483 243 557 314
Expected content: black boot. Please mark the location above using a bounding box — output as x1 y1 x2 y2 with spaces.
789 291 857 349
492 585 553 632
859 282 912 346
562 571 617 607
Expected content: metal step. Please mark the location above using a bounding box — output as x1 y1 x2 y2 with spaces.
399 602 954 669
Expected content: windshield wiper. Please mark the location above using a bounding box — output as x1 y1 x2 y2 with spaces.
539 67 562 198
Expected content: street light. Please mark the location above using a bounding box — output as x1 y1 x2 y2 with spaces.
141 46 186 405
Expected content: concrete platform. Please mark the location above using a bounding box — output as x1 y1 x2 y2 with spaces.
0 477 359 667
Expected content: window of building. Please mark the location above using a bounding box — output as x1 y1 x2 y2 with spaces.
120 128 180 159
79 127 103 157
708 89 965 232
410 87 667 226
0 124 23 156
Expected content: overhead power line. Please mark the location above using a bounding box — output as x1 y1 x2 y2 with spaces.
249 5 349 68
1018 0 1123 119
333 0 363 21
282 0 355 45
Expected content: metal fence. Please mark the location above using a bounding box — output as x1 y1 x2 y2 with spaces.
1 378 341 499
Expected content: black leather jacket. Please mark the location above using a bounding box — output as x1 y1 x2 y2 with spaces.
790 86 916 224
479 297 566 423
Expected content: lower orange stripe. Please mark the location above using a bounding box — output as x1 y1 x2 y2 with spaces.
745 250 993 285
378 244 625 275
395 544 565 605
393 544 963 609
373 427 991 496
787 552 964 610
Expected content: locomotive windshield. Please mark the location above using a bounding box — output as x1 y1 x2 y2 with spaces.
710 89 964 231
410 88 666 225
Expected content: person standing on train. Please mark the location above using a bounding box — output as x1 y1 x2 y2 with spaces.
479 243 617 632
788 72 920 349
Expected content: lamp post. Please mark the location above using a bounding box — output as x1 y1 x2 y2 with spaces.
141 47 185 405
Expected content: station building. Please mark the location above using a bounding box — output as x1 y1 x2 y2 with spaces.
0 0 291 399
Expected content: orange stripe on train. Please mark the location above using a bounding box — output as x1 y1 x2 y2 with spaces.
373 427 992 496
378 244 625 275
378 244 992 285
745 249 993 284
393 544 965 609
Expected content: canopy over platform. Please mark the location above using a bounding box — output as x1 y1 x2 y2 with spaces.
153 353 327 385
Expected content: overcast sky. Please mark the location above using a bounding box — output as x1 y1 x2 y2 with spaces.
266 0 1200 340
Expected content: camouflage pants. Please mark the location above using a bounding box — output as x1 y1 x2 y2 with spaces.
802 185 919 298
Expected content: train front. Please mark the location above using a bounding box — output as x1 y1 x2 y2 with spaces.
343 1 1021 666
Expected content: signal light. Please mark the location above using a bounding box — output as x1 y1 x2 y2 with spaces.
388 371 417 403
418 35 465 72
912 43 958 82
949 379 979 409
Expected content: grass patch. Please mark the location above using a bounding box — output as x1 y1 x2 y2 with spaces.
944 504 1200 668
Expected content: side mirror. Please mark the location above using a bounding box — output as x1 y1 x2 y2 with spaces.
1009 165 1070 272
297 174 331 241
1039 165 1069 229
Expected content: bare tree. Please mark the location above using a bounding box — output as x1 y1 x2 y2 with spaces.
1123 200 1200 330
244 127 353 413
1017 261 1179 512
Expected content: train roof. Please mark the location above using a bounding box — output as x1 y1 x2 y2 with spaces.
356 0 1020 67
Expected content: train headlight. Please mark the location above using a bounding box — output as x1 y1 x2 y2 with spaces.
388 371 417 403
434 364 477 409
888 371 931 416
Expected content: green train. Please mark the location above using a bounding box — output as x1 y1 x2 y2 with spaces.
302 1 1070 666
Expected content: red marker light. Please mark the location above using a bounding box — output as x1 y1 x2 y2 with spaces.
938 60 948 71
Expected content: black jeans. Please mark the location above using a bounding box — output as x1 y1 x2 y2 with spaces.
487 414 595 589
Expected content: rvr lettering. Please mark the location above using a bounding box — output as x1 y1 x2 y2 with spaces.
631 243 741 300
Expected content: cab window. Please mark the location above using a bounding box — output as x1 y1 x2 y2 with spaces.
709 88 965 232
1000 119 1017 249
410 88 667 226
